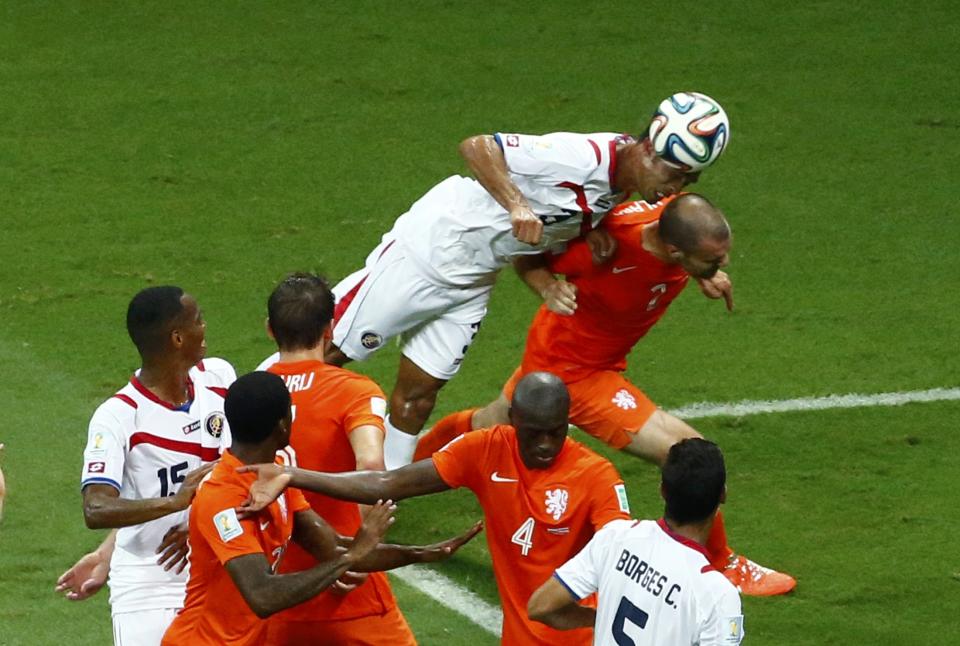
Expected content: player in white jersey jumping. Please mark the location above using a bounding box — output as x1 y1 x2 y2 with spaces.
56 286 236 646
318 92 730 468
528 437 744 645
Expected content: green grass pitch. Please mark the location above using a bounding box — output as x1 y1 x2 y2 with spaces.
1 2 959 644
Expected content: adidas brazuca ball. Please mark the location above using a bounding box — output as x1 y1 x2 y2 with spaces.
648 92 730 172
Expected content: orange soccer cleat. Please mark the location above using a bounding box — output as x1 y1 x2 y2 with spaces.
723 554 796 596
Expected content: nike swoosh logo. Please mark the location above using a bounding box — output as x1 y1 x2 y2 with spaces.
612 266 638 274
490 472 518 483
259 520 270 531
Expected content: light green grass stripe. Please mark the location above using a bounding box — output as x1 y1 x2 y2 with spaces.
392 565 503 637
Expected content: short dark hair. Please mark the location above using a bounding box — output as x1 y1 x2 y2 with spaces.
510 372 570 428
661 438 726 524
658 193 729 254
267 273 335 351
225 371 291 445
126 286 185 357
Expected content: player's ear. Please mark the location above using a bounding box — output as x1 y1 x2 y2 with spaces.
323 322 333 341
665 244 684 262
719 486 727 505
265 318 275 340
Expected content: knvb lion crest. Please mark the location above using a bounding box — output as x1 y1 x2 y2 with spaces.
545 488 569 521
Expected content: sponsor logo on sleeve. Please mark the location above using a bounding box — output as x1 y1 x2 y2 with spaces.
615 483 630 513
360 331 383 350
86 461 106 474
505 134 519 147
213 508 244 542
182 420 201 435
725 616 744 643
370 396 387 419
205 412 225 438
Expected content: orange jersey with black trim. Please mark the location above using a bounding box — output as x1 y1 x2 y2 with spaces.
162 451 310 646
266 359 398 623
523 197 690 381
432 425 630 645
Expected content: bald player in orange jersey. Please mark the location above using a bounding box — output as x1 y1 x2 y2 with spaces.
237 372 632 646
418 193 796 596
263 273 427 645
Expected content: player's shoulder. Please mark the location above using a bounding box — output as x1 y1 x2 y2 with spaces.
609 195 674 224
320 363 385 397
567 437 620 475
91 381 140 426
501 131 616 170
192 358 237 390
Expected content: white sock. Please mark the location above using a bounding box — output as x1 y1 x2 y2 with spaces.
383 415 419 470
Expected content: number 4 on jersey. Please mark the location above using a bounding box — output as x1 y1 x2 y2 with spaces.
511 516 535 556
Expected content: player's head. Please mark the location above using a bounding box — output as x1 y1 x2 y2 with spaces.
660 438 726 525
225 371 292 449
659 193 731 279
509 372 570 470
267 272 336 352
126 286 206 363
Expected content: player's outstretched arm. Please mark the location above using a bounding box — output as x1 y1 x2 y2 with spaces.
237 459 451 516
55 529 116 601
459 134 542 244
226 500 396 618
527 577 597 630
342 520 483 571
81 462 215 529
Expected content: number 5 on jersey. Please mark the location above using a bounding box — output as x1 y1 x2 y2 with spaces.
511 516 535 556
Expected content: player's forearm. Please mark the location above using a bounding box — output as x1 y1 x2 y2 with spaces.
82 494 184 529
529 604 596 631
459 135 529 215
513 255 556 297
338 540 428 572
288 468 397 504
238 551 358 618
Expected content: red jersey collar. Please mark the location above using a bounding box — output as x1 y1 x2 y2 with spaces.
130 375 195 411
656 517 711 560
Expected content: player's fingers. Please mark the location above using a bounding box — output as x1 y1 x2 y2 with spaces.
722 286 734 312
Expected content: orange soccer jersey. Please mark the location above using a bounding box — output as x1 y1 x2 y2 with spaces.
162 450 311 646
432 425 630 645
266 360 412 643
522 197 690 381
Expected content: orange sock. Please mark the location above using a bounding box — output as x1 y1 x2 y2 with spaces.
706 510 735 570
413 408 477 462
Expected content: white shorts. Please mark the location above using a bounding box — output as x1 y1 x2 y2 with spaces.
332 237 492 380
112 608 178 646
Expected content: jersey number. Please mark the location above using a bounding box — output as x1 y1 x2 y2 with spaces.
611 596 650 645
511 516 535 556
157 461 189 497
646 283 667 311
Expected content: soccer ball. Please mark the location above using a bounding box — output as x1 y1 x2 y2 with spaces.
648 92 729 172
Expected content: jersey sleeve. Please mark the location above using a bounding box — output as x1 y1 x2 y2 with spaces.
698 582 745 645
81 400 130 491
199 357 238 388
553 519 628 600
431 430 488 491
195 485 267 564
286 487 311 514
589 461 632 530
495 132 596 184
341 378 387 435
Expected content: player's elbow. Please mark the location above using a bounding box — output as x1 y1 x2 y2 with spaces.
526 590 552 625
242 588 278 619
458 135 494 165
82 500 109 529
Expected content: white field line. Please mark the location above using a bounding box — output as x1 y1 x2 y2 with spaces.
400 386 960 636
391 565 503 637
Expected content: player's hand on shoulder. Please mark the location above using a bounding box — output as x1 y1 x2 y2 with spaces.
156 522 190 573
418 520 484 563
585 228 617 265
510 206 543 245
349 499 397 561
55 550 109 601
697 271 733 311
235 463 292 518
541 280 578 315
171 461 217 510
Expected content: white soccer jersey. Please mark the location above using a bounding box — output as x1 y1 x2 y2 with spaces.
555 519 744 646
390 132 631 286
80 358 235 614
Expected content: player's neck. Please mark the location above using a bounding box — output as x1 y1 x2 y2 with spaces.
663 516 712 546
230 442 282 465
277 347 326 364
641 222 674 263
138 362 193 407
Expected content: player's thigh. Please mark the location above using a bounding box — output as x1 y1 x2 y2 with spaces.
112 608 177 646
399 285 491 381
266 606 416 646
332 243 448 362
566 372 659 451
623 409 701 466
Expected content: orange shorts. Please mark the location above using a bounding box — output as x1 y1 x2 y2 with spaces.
265 604 416 646
503 367 657 450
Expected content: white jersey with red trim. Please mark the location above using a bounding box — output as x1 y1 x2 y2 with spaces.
554 519 744 646
389 132 630 287
80 358 235 614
